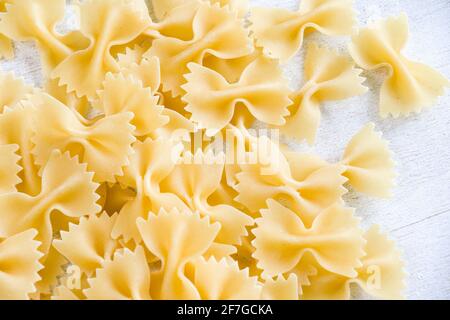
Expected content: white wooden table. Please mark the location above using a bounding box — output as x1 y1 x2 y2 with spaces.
1 0 449 299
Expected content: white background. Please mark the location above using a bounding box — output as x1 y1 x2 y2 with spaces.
1 0 449 299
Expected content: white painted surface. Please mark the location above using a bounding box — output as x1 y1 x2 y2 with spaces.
1 0 449 299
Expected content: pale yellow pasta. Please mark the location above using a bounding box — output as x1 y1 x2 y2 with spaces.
36 246 69 296
30 93 136 183
0 33 13 60
261 274 299 300
160 151 254 245
235 136 347 226
278 43 367 144
189 257 262 300
0 73 35 113
0 150 101 254
147 1 252 96
341 123 396 197
252 200 365 278
0 229 43 300
301 226 405 300
52 0 151 99
137 208 220 300
84 246 152 300
152 0 248 21
0 144 21 193
349 14 449 117
94 72 167 137
0 0 88 71
183 55 291 134
112 138 185 242
118 55 162 94
0 104 41 195
250 0 355 62
53 213 119 276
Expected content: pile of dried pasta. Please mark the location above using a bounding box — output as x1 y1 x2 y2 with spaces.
0 0 448 300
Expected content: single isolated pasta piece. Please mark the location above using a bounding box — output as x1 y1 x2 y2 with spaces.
250 0 355 62
349 13 449 117
341 123 396 197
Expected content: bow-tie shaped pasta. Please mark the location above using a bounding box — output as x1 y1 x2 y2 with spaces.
250 0 355 62
0 73 36 113
261 274 299 300
137 208 220 300
52 0 151 99
30 93 136 183
160 151 254 246
235 138 347 226
84 246 151 300
0 0 89 70
349 14 449 117
0 105 41 195
0 151 101 255
152 0 248 22
0 33 13 59
279 43 367 144
252 200 365 279
341 123 396 197
118 55 161 94
183 56 292 134
94 72 168 137
112 138 185 242
301 226 405 300
0 144 21 193
53 213 119 277
0 229 43 300
189 257 262 300
147 1 252 96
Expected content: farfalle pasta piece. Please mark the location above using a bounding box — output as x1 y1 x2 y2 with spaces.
0 72 35 112
301 226 405 300
147 1 252 96
84 246 152 300
189 257 262 300
341 123 396 197
35 246 68 296
278 43 367 144
253 200 365 279
118 55 161 94
0 151 101 254
0 144 21 193
0 104 41 195
160 151 254 246
94 72 168 137
30 93 136 183
113 138 185 242
0 33 13 59
349 14 449 117
183 56 291 134
0 229 43 300
235 137 347 225
137 208 221 300
53 213 119 276
261 274 299 300
52 0 151 99
152 0 248 21
0 0 89 70
250 0 355 62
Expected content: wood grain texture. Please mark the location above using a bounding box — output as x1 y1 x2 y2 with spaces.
0 0 448 299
